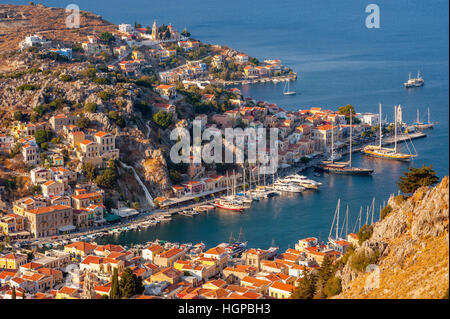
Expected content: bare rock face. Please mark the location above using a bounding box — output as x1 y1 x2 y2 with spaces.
337 177 449 298
141 148 172 197
84 112 112 131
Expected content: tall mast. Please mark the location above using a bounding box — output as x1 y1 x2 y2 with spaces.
336 199 340 240
394 105 397 153
428 107 430 124
349 110 352 167
416 109 420 123
243 166 246 195
331 122 334 163
379 103 382 148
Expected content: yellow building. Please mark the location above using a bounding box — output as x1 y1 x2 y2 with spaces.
56 286 81 299
268 281 295 299
0 253 27 269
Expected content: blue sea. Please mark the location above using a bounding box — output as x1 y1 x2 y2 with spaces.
8 0 449 250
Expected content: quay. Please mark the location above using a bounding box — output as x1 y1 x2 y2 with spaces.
218 74 297 87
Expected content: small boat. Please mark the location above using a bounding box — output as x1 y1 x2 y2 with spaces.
404 71 424 88
214 199 245 212
283 79 296 95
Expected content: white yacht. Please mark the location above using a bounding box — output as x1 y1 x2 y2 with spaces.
273 181 304 193
280 174 322 189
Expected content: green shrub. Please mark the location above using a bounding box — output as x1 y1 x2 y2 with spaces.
99 91 111 101
17 84 36 91
324 277 342 298
350 250 379 272
13 111 23 121
152 110 172 129
84 102 97 113
60 74 73 82
380 205 393 220
94 77 111 85
357 224 373 245
394 195 406 205
76 117 90 128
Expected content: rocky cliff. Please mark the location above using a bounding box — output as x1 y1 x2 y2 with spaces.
336 177 449 299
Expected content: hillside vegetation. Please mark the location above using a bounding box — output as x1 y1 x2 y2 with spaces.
335 177 449 299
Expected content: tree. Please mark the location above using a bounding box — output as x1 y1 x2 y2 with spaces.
13 111 23 121
357 224 373 245
76 116 90 129
35 129 52 145
95 160 118 189
119 268 144 298
100 32 115 43
98 91 111 101
82 162 96 182
292 271 317 299
380 205 393 220
397 164 439 194
338 104 355 117
84 102 97 113
110 268 121 299
26 252 34 262
11 287 16 299
323 277 342 297
60 74 72 82
319 256 333 287
152 111 172 129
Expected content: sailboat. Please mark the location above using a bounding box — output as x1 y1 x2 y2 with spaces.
283 79 296 95
328 199 348 247
362 104 417 161
413 107 434 130
316 112 373 175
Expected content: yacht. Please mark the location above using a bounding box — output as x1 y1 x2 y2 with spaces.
404 71 424 88
273 181 304 193
362 104 417 161
280 174 322 189
214 199 245 212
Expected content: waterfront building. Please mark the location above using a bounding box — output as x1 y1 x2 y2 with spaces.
21 205 74 238
71 192 103 209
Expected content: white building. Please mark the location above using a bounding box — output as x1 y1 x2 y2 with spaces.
359 113 380 126
118 23 134 34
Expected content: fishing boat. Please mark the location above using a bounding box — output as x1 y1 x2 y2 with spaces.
362 104 417 161
316 112 373 175
404 71 424 88
283 79 296 95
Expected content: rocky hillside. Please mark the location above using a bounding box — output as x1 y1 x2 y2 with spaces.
336 177 449 299
0 3 115 54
